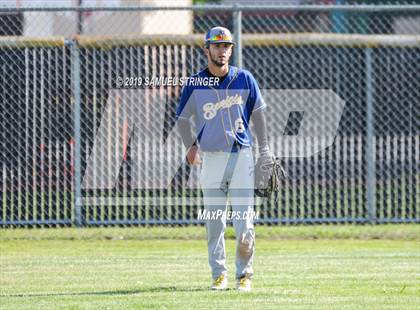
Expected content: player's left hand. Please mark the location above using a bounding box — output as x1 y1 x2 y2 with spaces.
255 150 286 197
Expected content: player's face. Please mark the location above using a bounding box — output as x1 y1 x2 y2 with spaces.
206 43 233 67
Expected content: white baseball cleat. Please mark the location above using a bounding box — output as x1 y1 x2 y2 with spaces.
236 274 252 292
211 274 228 290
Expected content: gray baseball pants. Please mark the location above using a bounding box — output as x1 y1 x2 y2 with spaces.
199 147 255 280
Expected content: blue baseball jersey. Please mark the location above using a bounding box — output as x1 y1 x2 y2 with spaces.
176 66 266 152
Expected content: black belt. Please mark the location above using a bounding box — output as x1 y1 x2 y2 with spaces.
203 142 249 153
213 144 249 153
230 141 248 153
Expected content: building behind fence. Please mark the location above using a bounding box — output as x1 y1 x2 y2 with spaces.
0 3 419 226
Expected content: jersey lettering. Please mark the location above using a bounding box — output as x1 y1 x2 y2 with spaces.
203 94 244 120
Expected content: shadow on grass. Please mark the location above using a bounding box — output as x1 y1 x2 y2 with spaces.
1 286 225 298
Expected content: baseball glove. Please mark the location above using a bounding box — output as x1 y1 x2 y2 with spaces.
254 154 286 197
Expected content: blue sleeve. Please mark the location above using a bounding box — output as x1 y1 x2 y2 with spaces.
176 85 194 121
247 72 266 113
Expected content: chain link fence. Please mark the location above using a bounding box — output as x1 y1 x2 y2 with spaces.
0 3 419 227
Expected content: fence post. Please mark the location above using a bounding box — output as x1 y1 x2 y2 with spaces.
233 4 242 68
365 47 376 223
70 39 83 227
332 0 345 33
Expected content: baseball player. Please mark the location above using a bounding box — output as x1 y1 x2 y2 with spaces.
176 26 272 292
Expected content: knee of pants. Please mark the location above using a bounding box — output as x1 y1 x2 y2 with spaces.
206 220 226 238
233 212 254 232
237 228 255 257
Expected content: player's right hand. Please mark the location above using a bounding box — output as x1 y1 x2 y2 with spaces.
186 145 202 165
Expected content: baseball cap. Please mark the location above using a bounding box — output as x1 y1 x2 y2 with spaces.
205 27 235 46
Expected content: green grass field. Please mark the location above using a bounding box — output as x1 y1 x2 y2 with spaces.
0 225 419 309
